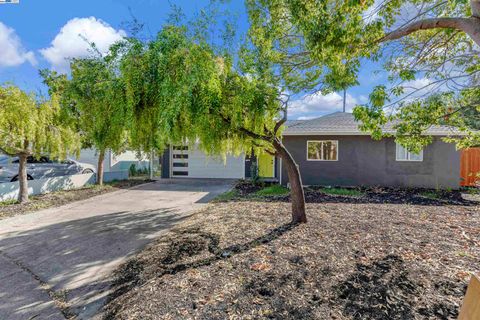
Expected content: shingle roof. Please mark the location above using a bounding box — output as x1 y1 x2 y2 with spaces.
283 112 460 136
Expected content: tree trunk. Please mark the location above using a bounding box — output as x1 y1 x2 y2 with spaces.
273 139 307 223
149 150 154 180
97 149 105 186
17 153 29 204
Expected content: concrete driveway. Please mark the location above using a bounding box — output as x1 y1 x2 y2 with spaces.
0 179 234 320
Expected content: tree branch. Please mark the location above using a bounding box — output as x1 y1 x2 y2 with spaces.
274 108 288 134
252 141 278 156
381 17 480 47
218 113 272 142
0 146 17 157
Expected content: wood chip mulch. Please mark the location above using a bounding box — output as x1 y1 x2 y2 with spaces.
103 195 479 319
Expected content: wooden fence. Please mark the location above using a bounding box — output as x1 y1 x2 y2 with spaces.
460 148 480 187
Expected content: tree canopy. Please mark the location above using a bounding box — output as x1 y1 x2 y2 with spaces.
0 84 80 202
245 0 480 150
0 84 80 159
43 49 131 185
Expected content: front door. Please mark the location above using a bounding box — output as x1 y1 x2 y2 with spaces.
258 154 274 178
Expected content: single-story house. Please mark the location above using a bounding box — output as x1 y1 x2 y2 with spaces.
160 112 467 189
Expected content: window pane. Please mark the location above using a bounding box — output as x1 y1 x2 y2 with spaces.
396 144 408 160
27 156 36 163
409 151 423 161
173 146 188 151
322 141 337 160
307 142 322 160
173 154 188 159
173 162 188 167
172 171 188 176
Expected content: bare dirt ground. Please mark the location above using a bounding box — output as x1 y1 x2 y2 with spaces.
0 178 149 220
103 187 479 320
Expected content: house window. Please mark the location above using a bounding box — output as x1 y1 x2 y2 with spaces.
307 141 338 161
173 154 188 159
396 143 423 161
173 146 188 151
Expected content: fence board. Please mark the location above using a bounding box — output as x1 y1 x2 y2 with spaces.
458 274 480 320
460 148 480 187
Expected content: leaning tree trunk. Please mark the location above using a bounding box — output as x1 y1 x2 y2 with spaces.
273 139 307 223
97 149 105 186
17 153 29 204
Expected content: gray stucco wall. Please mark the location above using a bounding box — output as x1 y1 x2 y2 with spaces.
281 135 461 189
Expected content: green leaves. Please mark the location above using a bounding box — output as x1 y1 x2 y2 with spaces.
66 47 130 155
0 84 80 159
246 0 382 93
399 70 416 81
369 85 389 108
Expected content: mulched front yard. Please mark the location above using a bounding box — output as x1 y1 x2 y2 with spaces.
0 178 150 220
103 185 479 320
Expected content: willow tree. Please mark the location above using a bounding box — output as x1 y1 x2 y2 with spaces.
119 26 308 223
0 85 80 203
66 52 129 185
116 38 169 162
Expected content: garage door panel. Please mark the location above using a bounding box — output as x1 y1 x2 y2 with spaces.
171 146 244 179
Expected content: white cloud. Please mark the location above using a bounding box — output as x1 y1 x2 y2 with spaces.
40 17 126 72
297 116 317 120
402 78 432 93
0 21 36 68
394 77 436 104
288 92 359 120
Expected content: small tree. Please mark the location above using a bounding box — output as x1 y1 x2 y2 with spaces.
66 52 130 185
0 85 80 203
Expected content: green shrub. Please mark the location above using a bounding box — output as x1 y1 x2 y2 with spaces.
256 185 290 196
129 164 137 177
250 160 259 185
419 191 439 199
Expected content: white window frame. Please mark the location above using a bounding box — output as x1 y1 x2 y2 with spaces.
306 140 339 161
395 143 424 162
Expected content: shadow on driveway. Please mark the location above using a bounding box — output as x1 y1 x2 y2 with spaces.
0 179 234 320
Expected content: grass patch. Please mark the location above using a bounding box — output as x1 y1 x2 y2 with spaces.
255 185 290 197
320 187 364 197
215 189 239 202
0 199 17 206
419 191 439 199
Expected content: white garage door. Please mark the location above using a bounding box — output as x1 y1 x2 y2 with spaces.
171 146 244 179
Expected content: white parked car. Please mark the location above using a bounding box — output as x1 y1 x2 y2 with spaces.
0 156 96 183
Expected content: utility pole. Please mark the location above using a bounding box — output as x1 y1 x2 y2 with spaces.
342 88 347 113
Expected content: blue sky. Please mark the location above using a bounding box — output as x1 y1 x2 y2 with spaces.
0 0 389 119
